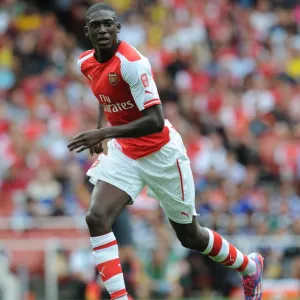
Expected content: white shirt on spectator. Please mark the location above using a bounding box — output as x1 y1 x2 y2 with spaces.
119 23 146 49
250 11 277 40
223 160 247 185
242 89 275 119
229 57 256 80
162 19 206 52
193 138 227 176
174 70 192 91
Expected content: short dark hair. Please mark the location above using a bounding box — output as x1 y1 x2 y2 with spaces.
85 3 117 23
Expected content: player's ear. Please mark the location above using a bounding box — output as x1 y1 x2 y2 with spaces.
84 26 89 38
116 22 121 33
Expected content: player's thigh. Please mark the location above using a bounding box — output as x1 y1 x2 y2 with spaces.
89 180 130 223
87 140 145 220
168 216 209 250
138 132 196 224
158 156 196 224
169 215 199 239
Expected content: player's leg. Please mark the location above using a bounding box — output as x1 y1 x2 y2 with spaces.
168 214 256 271
165 163 264 299
169 218 264 299
86 180 130 236
86 140 145 300
86 181 131 300
139 128 263 299
112 208 140 298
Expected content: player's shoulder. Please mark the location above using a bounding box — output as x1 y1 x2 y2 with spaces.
77 49 94 71
116 41 146 63
78 49 93 60
116 42 151 81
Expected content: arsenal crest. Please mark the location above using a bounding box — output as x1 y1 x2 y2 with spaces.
108 72 118 86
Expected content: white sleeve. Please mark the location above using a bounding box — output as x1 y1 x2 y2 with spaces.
77 51 94 75
120 58 161 111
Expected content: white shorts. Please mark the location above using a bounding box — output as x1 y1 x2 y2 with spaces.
87 128 196 224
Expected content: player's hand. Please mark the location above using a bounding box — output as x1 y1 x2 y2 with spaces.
89 143 104 156
67 129 106 153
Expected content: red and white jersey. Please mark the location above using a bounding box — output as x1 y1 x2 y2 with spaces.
77 41 170 159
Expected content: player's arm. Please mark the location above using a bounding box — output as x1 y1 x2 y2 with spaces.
97 103 105 129
68 105 164 153
90 103 105 155
104 104 164 139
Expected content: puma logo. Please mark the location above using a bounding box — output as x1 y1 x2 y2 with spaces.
145 90 154 96
224 255 235 265
181 209 192 218
99 266 105 278
228 255 234 263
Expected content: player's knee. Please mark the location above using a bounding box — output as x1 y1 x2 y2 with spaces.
178 235 195 249
85 209 110 232
176 227 206 250
177 226 209 251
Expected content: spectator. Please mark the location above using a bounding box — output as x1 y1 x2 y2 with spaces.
51 194 66 217
26 166 62 215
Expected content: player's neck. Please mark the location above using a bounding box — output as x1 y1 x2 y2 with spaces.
94 41 121 63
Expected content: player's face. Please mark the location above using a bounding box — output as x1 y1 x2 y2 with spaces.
85 10 120 50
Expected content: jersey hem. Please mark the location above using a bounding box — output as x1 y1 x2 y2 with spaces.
87 175 135 204
166 214 193 224
115 137 170 160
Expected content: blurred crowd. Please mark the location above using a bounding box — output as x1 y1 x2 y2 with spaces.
1 0 300 298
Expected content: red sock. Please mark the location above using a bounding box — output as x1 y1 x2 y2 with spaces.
201 228 256 275
90 233 128 299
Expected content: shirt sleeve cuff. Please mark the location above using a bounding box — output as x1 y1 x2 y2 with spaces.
143 98 161 109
